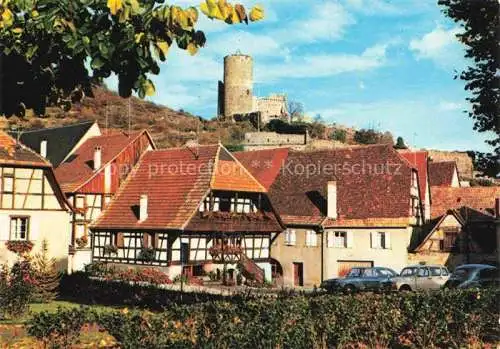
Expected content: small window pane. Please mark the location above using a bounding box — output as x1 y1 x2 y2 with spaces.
430 267 441 276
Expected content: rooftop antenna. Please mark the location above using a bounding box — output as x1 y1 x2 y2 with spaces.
105 103 109 135
128 98 131 136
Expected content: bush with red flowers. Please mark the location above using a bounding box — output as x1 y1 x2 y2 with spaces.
5 240 34 255
85 262 172 285
0 260 37 319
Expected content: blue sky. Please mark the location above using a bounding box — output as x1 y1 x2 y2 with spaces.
109 0 494 152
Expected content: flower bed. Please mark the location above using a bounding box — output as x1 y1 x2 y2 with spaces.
86 263 172 286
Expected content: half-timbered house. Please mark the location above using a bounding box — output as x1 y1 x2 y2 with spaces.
55 130 155 271
236 144 424 287
409 206 498 269
408 186 500 269
91 144 283 283
0 131 72 270
398 150 431 222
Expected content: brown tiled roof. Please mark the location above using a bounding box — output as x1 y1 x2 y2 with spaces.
398 150 428 201
55 131 151 193
234 148 289 190
429 161 457 187
0 131 51 167
431 187 500 218
237 144 414 226
92 144 274 231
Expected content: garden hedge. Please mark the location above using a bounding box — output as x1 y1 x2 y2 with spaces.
28 288 499 348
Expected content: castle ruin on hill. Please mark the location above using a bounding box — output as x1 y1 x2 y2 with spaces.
217 53 288 125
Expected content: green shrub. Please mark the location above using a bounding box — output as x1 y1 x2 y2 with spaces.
28 289 499 348
32 240 60 303
329 129 347 142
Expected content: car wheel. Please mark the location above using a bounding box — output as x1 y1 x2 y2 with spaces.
344 284 356 294
399 285 412 292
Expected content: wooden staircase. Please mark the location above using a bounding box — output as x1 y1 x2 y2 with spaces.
238 253 265 285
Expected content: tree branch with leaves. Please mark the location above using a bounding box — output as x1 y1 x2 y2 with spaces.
439 0 499 177
0 0 263 117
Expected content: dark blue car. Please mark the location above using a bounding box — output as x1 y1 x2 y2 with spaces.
320 267 398 293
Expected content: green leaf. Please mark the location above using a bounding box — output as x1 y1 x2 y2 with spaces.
91 57 105 69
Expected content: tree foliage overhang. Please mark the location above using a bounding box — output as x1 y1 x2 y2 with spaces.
0 0 263 117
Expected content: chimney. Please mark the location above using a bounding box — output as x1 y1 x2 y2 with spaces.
139 194 148 222
93 146 102 170
327 181 337 219
40 140 47 158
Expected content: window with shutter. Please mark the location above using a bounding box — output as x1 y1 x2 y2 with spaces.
346 231 354 248
10 217 29 240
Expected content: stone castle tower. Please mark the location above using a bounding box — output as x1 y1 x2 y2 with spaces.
218 53 254 118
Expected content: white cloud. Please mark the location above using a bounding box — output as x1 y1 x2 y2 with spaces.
409 26 463 66
256 43 389 81
206 30 285 57
151 82 216 110
438 101 463 111
274 1 355 44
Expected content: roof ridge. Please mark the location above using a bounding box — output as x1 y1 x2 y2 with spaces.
67 130 149 193
219 144 268 193
148 143 220 153
296 143 392 153
15 120 95 133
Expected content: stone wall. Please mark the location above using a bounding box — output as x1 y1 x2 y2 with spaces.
254 94 288 124
243 132 307 151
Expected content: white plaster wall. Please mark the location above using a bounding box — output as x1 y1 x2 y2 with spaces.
0 210 71 271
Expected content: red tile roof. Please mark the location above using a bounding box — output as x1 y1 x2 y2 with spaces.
429 161 457 187
234 148 289 190
398 150 428 201
0 131 51 167
237 144 414 226
430 187 500 218
92 144 273 231
55 131 150 193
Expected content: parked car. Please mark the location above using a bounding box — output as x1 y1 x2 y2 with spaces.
444 264 499 289
321 267 398 293
390 265 450 291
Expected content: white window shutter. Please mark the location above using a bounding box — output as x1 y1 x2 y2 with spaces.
346 231 354 248
312 231 317 246
370 232 376 249
305 231 310 246
327 232 333 248
385 232 391 249
291 230 296 245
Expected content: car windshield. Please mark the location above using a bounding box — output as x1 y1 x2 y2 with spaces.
400 267 418 276
379 268 397 277
451 268 474 281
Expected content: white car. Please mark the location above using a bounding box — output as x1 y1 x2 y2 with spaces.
391 265 450 291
